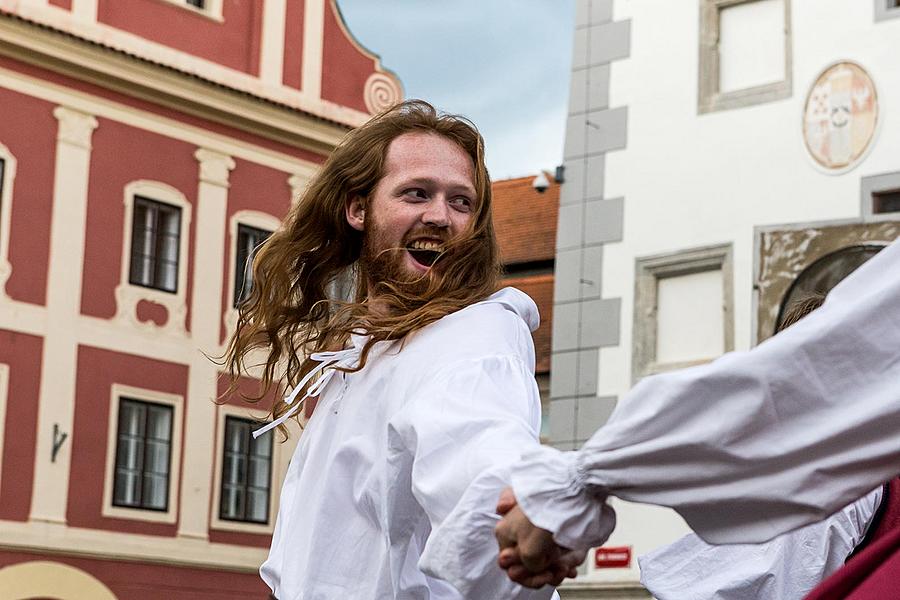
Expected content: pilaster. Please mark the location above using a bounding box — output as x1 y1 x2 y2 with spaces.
177 148 234 540
29 106 98 524
260 0 287 86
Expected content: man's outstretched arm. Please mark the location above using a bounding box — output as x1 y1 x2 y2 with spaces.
500 239 900 581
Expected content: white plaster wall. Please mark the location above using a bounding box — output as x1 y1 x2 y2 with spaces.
583 0 900 582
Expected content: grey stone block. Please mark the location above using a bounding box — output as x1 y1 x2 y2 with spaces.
550 350 578 398
587 63 610 111
554 248 583 304
580 297 621 348
549 397 576 444
579 245 603 300
556 204 583 251
586 107 628 155
571 27 588 71
568 68 588 115
585 197 624 245
576 395 618 441
575 0 590 28
559 158 585 205
552 301 580 352
564 114 587 160
577 349 600 396
585 154 605 199
590 0 614 25
588 19 630 65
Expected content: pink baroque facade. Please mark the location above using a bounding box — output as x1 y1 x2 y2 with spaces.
0 1 402 597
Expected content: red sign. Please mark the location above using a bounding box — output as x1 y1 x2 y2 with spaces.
594 546 632 569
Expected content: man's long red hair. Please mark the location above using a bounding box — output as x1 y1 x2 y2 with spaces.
221 101 501 432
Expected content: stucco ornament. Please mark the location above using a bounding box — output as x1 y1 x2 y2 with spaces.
364 72 401 115
803 62 878 171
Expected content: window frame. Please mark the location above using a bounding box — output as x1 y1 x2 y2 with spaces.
210 403 281 534
698 0 793 114
632 244 734 382
233 223 273 308
129 196 183 294
112 397 175 512
223 210 281 340
861 171 900 221
116 181 192 335
874 0 900 22
103 384 183 524
0 143 17 298
0 364 8 490
219 415 274 524
157 0 224 21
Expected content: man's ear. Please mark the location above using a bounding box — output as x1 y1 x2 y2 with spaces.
346 195 365 232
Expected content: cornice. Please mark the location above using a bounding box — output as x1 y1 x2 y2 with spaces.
0 12 350 157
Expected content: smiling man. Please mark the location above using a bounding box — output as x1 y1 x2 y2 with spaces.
224 101 562 599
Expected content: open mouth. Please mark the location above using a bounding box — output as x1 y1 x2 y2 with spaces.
406 239 443 268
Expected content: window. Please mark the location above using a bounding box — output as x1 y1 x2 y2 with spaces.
129 197 181 293
873 190 900 214
861 172 900 220
233 224 271 307
113 398 173 511
220 417 272 524
875 0 900 21
0 146 15 296
699 0 792 113
185 0 204 7
632 244 734 381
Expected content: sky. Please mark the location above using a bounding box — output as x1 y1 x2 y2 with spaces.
336 0 576 181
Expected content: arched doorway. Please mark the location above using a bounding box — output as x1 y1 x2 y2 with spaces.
755 219 899 343
0 561 118 600
774 244 884 332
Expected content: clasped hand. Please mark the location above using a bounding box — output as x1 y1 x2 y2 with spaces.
494 487 587 589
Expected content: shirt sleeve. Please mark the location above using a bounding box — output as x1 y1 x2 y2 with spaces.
638 487 883 600
399 354 555 599
511 239 900 550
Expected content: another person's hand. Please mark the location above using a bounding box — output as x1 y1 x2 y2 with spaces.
495 488 586 588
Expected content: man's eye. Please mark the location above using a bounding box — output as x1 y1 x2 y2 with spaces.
404 188 428 199
450 197 472 211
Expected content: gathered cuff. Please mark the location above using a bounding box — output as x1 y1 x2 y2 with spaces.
511 446 615 551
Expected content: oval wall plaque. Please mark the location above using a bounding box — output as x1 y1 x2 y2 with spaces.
803 62 878 171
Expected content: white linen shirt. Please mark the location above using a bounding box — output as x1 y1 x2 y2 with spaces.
261 287 557 600
639 487 882 600
424 238 900 589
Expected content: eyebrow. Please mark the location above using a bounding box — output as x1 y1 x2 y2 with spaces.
398 177 476 196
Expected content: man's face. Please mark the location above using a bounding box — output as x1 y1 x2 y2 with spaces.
346 132 477 284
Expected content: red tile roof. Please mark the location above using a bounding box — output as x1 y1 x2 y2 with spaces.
492 173 560 265
504 273 554 374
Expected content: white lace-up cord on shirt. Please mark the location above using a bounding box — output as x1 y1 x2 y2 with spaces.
252 342 364 439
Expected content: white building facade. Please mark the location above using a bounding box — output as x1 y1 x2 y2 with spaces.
553 1 900 597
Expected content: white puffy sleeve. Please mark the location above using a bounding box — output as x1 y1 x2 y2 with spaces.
511 239 900 549
398 354 555 599
638 487 883 600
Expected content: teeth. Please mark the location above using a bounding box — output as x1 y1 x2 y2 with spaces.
409 240 442 251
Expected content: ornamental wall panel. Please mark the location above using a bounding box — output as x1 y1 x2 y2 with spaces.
96 0 264 76
0 85 57 306
0 550 269 599
0 329 43 523
80 118 197 331
69 345 189 535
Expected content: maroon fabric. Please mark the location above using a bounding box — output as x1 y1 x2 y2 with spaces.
866 479 900 547
805 516 900 599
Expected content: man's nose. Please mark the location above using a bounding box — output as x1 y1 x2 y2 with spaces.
421 198 451 227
